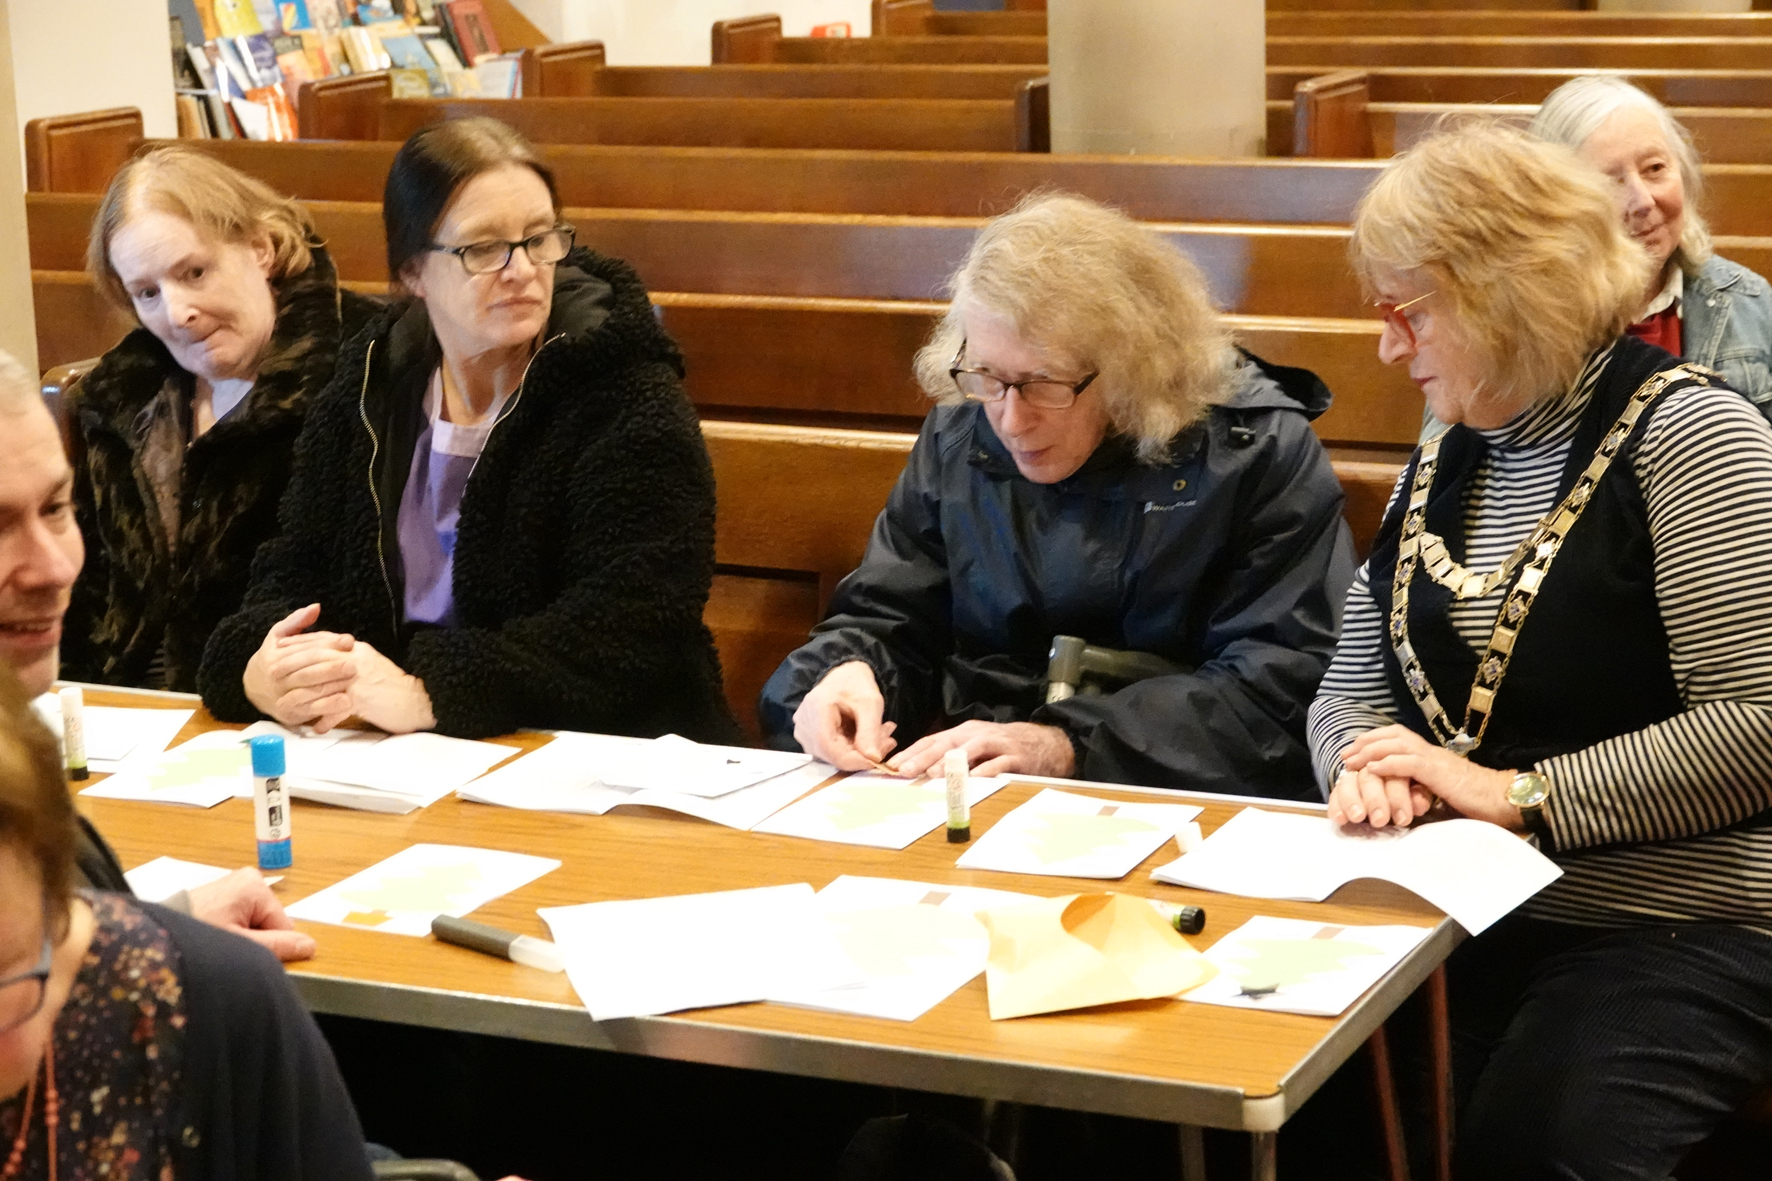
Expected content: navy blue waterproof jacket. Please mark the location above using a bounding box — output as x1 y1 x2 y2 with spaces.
758 353 1356 799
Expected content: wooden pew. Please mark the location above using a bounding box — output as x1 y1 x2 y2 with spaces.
530 61 1050 101
1270 12 1772 38
31 272 1426 452
29 131 1386 227
1267 37 1772 74
1282 74 1772 163
871 0 1045 37
712 15 1046 65
704 419 1403 733
349 92 1042 152
1265 66 1772 110
26 193 1371 318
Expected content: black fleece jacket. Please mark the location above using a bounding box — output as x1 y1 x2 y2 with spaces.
198 248 739 742
61 245 380 691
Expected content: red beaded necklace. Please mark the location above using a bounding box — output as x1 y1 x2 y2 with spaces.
1 1043 57 1181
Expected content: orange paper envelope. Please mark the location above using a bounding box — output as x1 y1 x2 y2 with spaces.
978 892 1217 1020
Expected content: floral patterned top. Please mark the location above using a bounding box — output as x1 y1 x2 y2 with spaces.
0 893 185 1180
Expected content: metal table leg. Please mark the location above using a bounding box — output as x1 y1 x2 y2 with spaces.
1251 1130 1277 1181
1178 1124 1208 1181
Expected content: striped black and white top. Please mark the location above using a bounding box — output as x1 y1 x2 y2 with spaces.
1309 349 1772 928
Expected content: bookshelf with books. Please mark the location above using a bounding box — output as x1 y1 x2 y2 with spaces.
170 0 524 140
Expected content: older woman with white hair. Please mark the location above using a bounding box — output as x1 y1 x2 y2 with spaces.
1533 75 1772 417
760 193 1355 797
1313 125 1772 1177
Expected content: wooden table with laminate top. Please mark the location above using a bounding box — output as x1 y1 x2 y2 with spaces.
70 685 1460 1181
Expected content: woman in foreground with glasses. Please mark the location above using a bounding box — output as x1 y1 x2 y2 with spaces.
0 663 373 1178
1313 125 1772 1177
200 118 738 742
760 193 1354 795
63 146 381 693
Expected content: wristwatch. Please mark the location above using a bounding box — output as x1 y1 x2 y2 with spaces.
1506 771 1553 841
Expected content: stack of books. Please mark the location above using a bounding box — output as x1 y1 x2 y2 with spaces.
173 0 524 142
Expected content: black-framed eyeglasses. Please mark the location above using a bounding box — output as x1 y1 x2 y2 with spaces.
428 224 576 276
0 934 53 1035
948 340 1098 410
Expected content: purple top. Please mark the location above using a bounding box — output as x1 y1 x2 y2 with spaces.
396 369 510 626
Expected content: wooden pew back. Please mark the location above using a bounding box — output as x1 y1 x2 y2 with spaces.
711 15 1046 65
1270 11 1772 38
1266 66 1772 110
371 94 1038 153
22 108 142 194
26 193 1370 318
1268 37 1772 73
872 0 1045 37
33 133 1387 227
535 63 1050 101
31 270 1429 451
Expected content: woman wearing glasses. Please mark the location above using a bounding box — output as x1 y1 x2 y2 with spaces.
1313 126 1772 1177
200 118 738 742
0 665 372 1179
760 193 1354 796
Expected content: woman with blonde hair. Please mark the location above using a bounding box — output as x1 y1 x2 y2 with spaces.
1535 76 1772 415
761 192 1354 796
1312 124 1772 1176
63 145 380 691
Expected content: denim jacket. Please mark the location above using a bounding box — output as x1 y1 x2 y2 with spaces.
1683 254 1772 421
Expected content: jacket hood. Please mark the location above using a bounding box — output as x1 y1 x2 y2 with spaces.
1223 348 1334 419
75 240 350 442
377 246 682 381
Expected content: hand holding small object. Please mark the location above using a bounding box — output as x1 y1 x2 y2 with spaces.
791 661 898 771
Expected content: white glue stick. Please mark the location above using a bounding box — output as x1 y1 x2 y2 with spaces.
944 747 971 843
249 734 293 871
58 686 87 780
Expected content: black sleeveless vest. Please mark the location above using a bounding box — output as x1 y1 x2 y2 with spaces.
1368 337 1690 771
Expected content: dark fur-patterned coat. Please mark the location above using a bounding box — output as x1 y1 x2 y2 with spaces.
198 247 741 743
61 245 379 692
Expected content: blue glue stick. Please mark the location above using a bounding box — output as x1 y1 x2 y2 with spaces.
250 735 293 871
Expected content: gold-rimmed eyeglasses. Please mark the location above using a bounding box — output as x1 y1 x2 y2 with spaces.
947 341 1098 410
1375 290 1436 349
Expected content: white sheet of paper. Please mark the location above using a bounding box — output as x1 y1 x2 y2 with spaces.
539 883 862 1020
457 732 832 829
237 723 516 813
955 788 1202 880
285 843 561 936
595 734 812 798
767 876 1039 1022
79 729 250 808
1181 916 1432 1017
123 856 233 902
82 706 195 770
1151 807 1562 934
750 771 1008 850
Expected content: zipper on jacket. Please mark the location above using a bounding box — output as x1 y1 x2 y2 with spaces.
357 340 400 641
464 332 564 487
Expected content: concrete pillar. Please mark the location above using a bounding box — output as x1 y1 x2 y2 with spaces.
0 0 35 373
1048 0 1265 157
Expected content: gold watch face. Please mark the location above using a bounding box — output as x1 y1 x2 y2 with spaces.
1508 772 1550 810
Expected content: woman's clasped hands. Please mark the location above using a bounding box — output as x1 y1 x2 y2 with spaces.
242 603 435 734
1328 724 1522 832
